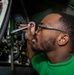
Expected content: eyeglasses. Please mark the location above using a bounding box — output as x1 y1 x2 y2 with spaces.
37 24 66 33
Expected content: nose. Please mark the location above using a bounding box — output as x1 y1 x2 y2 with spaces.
35 29 41 37
35 30 39 34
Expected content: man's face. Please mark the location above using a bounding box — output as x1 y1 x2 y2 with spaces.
31 14 62 53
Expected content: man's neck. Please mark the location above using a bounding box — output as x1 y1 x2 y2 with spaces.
46 51 73 64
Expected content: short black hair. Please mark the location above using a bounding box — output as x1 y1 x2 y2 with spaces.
54 12 74 49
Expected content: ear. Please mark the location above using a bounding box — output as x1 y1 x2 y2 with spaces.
57 34 69 46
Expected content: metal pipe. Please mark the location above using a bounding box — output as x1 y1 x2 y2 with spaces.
11 26 28 34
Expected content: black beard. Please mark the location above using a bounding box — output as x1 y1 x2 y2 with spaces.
32 46 43 53
32 37 56 53
40 37 56 52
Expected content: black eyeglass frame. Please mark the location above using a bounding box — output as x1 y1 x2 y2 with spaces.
38 24 66 33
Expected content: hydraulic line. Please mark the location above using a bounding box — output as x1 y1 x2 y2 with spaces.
0 0 12 41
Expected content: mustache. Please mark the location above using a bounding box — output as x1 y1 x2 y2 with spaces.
33 34 38 42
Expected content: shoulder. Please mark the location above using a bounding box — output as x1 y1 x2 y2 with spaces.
31 53 48 73
32 53 48 63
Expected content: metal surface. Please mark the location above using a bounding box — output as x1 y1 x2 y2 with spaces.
11 26 28 34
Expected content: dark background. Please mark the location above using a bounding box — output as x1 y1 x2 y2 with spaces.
11 0 71 17
11 0 74 23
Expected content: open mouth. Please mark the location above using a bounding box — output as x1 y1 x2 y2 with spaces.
31 38 39 48
32 38 37 43
32 35 38 43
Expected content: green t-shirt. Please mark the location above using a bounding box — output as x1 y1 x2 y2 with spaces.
32 54 74 75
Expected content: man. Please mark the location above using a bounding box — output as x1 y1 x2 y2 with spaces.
20 12 74 75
